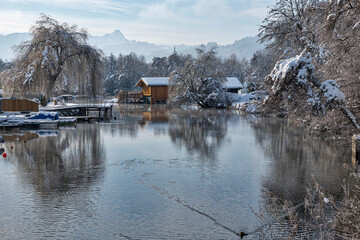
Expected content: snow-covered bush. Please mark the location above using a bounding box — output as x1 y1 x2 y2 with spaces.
262 48 349 116
263 50 323 114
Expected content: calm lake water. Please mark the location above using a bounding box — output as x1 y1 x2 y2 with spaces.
0 105 351 239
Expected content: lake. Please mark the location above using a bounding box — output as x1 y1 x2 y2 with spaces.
0 105 351 239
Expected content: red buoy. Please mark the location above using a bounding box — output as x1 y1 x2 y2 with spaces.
3 153 6 158
10 146 13 149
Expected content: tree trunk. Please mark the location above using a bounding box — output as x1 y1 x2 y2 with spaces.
41 76 58 106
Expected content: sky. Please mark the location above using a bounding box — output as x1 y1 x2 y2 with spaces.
0 0 276 45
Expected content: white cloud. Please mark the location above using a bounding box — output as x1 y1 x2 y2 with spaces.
0 0 276 44
240 7 270 18
0 10 38 34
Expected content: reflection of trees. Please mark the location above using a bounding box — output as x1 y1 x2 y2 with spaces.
7 124 106 193
102 105 144 138
250 117 350 204
102 105 170 138
168 110 232 163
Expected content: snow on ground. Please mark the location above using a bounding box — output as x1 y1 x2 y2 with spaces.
104 98 118 103
230 91 268 113
181 105 200 111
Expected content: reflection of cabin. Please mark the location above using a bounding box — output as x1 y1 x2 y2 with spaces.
223 77 243 93
142 110 169 122
0 99 39 112
135 77 169 104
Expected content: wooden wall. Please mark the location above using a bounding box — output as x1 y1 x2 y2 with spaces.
0 99 39 112
150 86 168 104
142 85 151 96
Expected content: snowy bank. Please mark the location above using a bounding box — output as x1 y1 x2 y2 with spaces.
231 91 268 113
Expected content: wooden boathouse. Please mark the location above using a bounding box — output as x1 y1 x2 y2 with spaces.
134 77 242 104
135 77 169 104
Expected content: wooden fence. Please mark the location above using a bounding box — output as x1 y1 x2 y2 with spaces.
0 99 39 112
117 91 143 103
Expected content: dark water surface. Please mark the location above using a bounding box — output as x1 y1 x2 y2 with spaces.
0 106 350 239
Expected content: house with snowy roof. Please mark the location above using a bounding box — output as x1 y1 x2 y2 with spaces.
222 77 243 93
135 76 243 104
135 77 169 104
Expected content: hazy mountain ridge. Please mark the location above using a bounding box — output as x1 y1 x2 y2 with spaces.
0 33 31 61
0 30 263 61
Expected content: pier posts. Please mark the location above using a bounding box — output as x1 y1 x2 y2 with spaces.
352 135 360 167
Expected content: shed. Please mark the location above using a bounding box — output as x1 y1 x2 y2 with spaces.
135 77 169 104
223 77 243 93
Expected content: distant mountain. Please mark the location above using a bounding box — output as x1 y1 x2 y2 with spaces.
0 30 263 62
0 33 31 61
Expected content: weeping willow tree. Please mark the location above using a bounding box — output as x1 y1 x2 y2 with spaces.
3 14 103 105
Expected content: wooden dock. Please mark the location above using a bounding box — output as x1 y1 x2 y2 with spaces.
40 104 113 120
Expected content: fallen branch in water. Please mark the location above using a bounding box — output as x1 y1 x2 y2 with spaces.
341 106 360 130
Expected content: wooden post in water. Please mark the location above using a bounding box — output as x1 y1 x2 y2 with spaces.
352 135 360 167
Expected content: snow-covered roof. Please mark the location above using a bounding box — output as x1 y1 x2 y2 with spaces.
224 77 243 89
136 77 169 87
136 77 243 89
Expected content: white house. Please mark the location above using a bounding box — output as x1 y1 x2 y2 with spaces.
223 77 243 93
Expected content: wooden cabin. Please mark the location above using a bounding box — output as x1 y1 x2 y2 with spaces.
223 77 243 93
135 77 169 104
135 76 242 104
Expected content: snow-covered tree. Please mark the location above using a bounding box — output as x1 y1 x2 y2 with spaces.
103 52 149 94
0 59 12 72
263 49 320 114
167 51 192 74
247 49 276 84
148 57 169 77
320 0 360 109
4 14 103 105
117 53 148 91
255 0 360 137
259 0 317 58
222 54 248 83
169 46 230 108
104 54 120 95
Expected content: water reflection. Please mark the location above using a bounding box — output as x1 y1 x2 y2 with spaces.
168 110 231 163
0 107 352 239
4 125 106 193
250 117 350 203
104 106 234 164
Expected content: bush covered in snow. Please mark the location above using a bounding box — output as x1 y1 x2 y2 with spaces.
262 46 358 122
262 50 323 114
